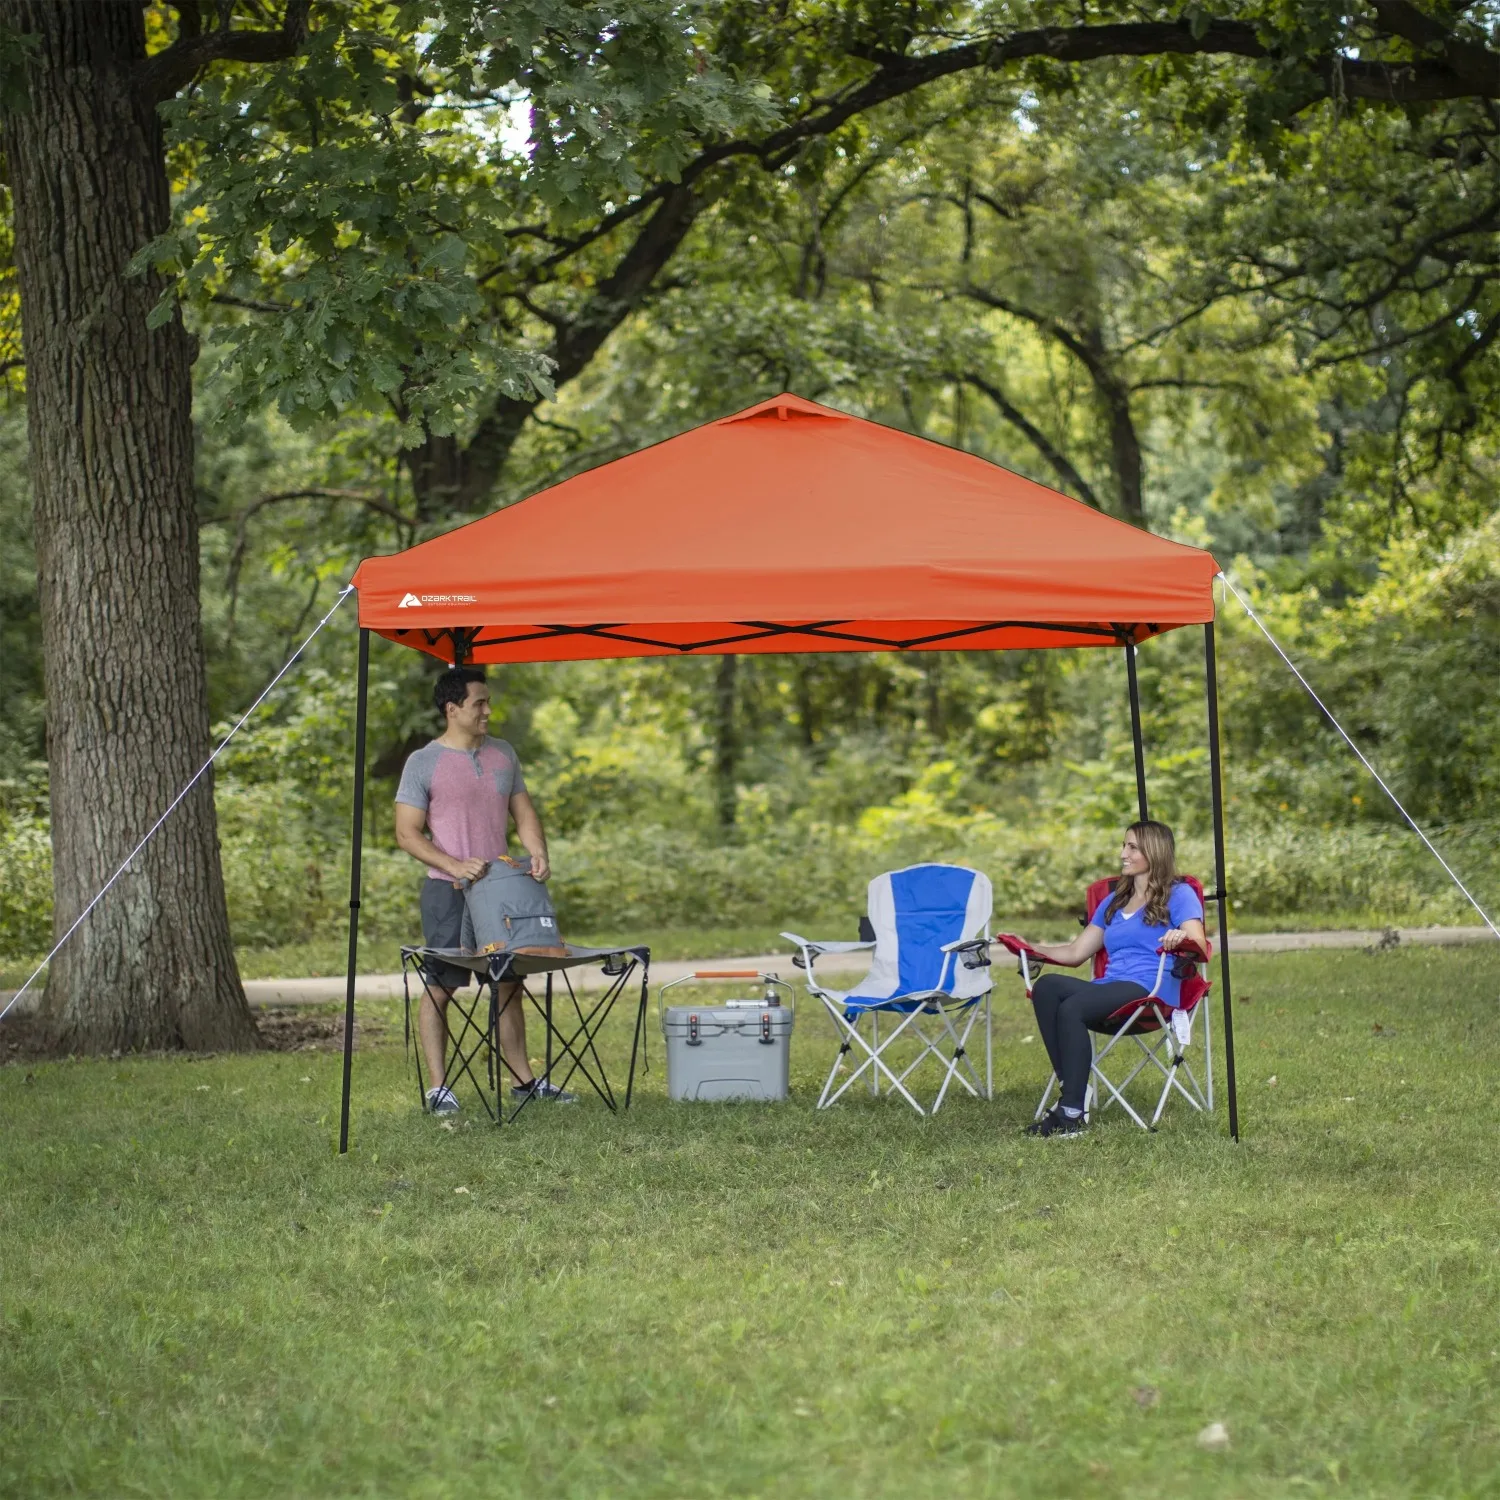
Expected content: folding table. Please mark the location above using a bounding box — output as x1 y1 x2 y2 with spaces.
400 943 650 1124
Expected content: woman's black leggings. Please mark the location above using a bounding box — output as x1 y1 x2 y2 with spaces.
1030 974 1150 1110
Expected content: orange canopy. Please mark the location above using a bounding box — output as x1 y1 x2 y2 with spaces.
352 394 1220 664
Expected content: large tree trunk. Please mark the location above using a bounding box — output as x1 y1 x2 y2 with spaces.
713 654 739 833
2 1 258 1052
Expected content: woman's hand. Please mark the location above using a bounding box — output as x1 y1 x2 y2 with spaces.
1160 919 1208 955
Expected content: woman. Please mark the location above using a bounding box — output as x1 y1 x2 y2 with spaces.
1015 820 1207 1137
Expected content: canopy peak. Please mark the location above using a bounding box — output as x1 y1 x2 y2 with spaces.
718 392 850 424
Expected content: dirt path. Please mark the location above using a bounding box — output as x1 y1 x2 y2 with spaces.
233 922 1494 1006
3 924 1491 1018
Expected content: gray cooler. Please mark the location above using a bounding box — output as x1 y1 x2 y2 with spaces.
659 973 795 1101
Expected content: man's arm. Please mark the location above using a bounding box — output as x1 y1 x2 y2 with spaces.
394 802 487 883
510 791 550 882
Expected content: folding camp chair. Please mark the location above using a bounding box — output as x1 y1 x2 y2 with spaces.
783 863 993 1116
996 875 1214 1130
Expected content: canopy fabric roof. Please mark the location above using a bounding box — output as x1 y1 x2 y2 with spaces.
352 393 1220 665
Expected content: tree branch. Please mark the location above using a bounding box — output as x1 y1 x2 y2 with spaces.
959 372 1102 511
959 283 1108 383
223 486 410 621
420 184 706 514
1370 1 1500 94
139 0 311 103
211 291 291 315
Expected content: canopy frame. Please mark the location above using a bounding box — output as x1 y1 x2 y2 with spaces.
338 618 1240 1149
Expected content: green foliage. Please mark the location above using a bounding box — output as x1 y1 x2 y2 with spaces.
0 405 42 764
0 766 51 958
139 0 778 439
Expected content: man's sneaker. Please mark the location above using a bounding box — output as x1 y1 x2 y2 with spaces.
510 1078 578 1104
1025 1105 1087 1137
426 1085 460 1116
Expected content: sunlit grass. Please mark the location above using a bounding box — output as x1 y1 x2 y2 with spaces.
2 945 1499 1497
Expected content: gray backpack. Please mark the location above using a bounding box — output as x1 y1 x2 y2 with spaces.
460 857 565 955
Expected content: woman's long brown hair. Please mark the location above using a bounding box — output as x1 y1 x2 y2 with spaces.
1101 820 1179 928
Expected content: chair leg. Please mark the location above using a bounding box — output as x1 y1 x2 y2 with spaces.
985 995 993 1101
1094 1003 1213 1130
1089 1011 1155 1130
818 1001 929 1115
930 1005 985 1113
1151 1050 1209 1126
822 993 992 1117
1203 996 1215 1113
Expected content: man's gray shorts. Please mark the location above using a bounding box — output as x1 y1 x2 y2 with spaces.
417 879 474 992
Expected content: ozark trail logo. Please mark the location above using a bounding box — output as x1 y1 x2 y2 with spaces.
397 591 478 608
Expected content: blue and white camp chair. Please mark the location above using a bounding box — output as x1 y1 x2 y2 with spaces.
783 864 994 1116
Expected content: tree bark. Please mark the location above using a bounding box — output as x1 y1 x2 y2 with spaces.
1096 365 1146 528
713 654 739 833
1 0 258 1052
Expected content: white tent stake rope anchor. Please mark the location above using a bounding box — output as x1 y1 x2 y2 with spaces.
0 585 356 1026
1219 571 1500 942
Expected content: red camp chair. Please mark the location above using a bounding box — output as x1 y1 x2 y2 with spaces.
996 875 1214 1130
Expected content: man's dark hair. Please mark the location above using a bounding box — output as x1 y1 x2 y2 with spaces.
434 666 486 720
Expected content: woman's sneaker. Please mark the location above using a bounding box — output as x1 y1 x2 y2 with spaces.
1026 1105 1087 1137
510 1078 578 1104
426 1085 460 1116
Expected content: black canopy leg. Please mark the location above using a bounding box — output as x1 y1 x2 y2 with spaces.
339 628 371 1155
1204 621 1240 1142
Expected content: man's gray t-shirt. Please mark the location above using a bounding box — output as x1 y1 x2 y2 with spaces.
395 737 528 881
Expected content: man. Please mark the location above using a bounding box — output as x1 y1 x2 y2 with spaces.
394 667 575 1113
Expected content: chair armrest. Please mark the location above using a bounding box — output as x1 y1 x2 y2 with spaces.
780 934 876 955
780 933 875 975
995 934 1056 965
1156 938 1212 964
942 936 992 970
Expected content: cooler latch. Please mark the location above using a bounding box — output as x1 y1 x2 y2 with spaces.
760 1011 773 1045
687 1013 701 1046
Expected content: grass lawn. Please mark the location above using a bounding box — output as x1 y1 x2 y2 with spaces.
2 945 1498 1497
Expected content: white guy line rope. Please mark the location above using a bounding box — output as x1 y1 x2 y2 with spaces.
0 585 356 1024
1219 571 1500 941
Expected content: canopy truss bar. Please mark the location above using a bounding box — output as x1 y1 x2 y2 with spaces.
396 617 1149 660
